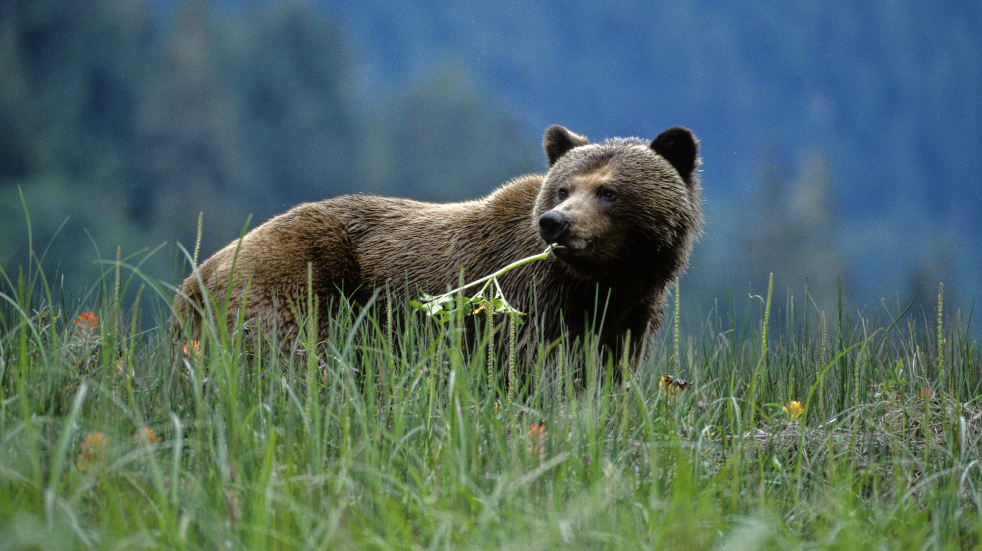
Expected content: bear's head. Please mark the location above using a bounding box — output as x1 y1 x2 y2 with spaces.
533 125 702 284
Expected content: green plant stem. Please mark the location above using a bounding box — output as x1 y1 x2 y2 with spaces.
433 245 555 301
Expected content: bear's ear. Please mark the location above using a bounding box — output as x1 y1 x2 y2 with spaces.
650 127 699 185
543 125 589 166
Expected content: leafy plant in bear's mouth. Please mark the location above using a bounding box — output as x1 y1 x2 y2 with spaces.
411 246 557 402
410 244 556 323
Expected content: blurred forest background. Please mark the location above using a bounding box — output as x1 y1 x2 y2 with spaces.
1 0 980 331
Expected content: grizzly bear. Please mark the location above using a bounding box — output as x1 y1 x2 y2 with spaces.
174 125 701 382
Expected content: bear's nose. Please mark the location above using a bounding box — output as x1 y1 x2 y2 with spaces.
538 211 570 244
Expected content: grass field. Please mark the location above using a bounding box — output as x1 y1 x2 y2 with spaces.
1 249 980 550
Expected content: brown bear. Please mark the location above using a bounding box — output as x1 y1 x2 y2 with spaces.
174 124 702 382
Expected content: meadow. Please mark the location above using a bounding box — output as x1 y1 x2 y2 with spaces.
1 243 980 550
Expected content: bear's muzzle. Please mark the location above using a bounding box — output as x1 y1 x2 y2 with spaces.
538 211 570 244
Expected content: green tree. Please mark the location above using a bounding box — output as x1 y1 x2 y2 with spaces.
363 62 539 202
745 150 847 310
0 0 159 288
232 3 358 206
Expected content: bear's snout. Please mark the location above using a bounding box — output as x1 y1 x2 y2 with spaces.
538 211 570 244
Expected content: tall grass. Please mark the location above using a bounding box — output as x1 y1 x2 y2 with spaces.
1 244 980 550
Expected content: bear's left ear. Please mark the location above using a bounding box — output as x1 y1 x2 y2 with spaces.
650 127 699 186
543 125 589 166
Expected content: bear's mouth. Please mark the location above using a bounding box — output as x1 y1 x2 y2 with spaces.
550 236 590 251
548 243 610 277
547 239 591 261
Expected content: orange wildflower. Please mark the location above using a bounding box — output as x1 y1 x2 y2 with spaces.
77 431 108 472
75 312 99 329
528 422 547 460
74 312 99 339
183 340 201 359
136 426 162 446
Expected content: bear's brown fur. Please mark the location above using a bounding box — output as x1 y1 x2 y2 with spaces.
174 125 702 381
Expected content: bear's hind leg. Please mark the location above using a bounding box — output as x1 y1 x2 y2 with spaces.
173 203 363 354
255 204 364 351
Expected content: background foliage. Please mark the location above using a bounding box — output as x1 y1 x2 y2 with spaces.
1 0 979 328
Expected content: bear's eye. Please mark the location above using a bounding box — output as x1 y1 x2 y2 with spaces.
600 189 617 202
557 188 568 200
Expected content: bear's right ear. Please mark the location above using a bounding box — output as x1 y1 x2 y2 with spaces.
543 125 589 166
650 127 699 186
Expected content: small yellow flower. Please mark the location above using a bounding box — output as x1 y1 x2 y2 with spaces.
659 376 677 403
782 400 804 420
658 375 691 402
